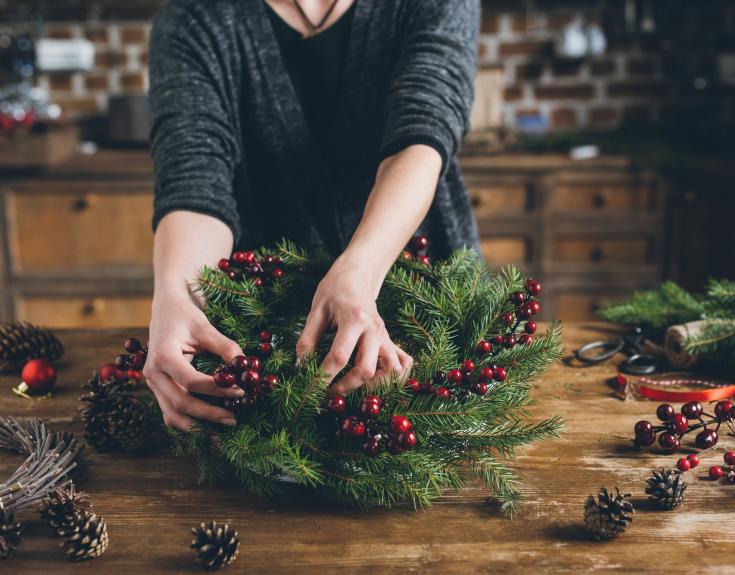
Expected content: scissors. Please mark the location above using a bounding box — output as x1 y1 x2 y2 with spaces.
574 327 657 375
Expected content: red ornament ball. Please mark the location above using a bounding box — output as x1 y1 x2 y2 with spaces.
681 401 703 419
525 278 542 296
671 413 689 434
327 394 347 414
99 363 124 382
390 415 413 435
405 378 421 394
476 339 492 355
686 453 700 468
524 321 537 334
461 359 475 374
656 403 675 422
724 451 735 466
360 395 382 418
217 258 231 271
715 401 734 421
709 466 724 480
21 359 57 394
676 458 691 472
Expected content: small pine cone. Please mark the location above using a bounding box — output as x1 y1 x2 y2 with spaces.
40 485 93 536
645 469 687 510
110 397 158 453
584 487 634 540
0 321 64 373
62 510 109 561
191 521 240 570
0 510 23 560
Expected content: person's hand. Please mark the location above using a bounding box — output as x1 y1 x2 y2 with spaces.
143 290 246 431
296 254 413 395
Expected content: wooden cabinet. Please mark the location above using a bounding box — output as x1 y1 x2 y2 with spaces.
0 150 154 327
461 154 665 321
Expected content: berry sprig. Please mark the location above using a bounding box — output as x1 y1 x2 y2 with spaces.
214 331 279 410
401 234 430 266
99 338 148 383
404 361 508 401
217 251 285 286
325 394 418 457
633 400 735 452
708 451 735 482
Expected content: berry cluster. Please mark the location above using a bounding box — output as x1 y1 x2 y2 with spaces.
99 338 148 383
404 360 508 401
497 279 542 346
401 234 431 266
217 251 285 287
215 332 279 410
326 394 417 457
634 400 735 451
707 451 735 482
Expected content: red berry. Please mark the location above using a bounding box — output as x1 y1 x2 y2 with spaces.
387 439 404 455
491 335 504 346
526 301 541 315
21 359 57 394
476 340 492 354
254 277 264 287
695 429 718 449
127 369 142 381
715 401 734 421
130 350 147 370
271 268 284 279
263 374 279 391
524 321 537 334
501 312 514 325
503 335 516 349
686 454 700 468
461 359 475 373
401 251 413 261
397 431 417 449
634 420 655 446
518 334 533 345
214 369 236 388
259 330 272 342
525 278 542 296
327 395 346 414
99 363 124 382
124 338 142 353
510 291 526 305
227 269 240 280
676 458 691 472
362 437 382 457
656 403 675 422
709 465 724 480
409 235 429 252
258 342 273 356
243 369 260 384
479 366 494 381
724 451 735 466
447 369 463 385
347 419 366 438
231 252 248 264
671 413 689 434
405 378 421 394
247 356 261 371
417 255 430 266
471 382 488 396
658 431 678 450
681 401 703 419
494 367 507 381
115 354 132 370
231 355 249 372
390 415 413 434
360 396 382 418
218 258 231 271
435 386 451 399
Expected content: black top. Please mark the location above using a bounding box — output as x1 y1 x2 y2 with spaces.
149 0 481 258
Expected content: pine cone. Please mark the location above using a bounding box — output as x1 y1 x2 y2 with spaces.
62 510 109 561
0 510 23 560
80 373 157 452
40 485 93 535
191 521 240 570
645 469 687 510
0 321 64 373
584 487 634 540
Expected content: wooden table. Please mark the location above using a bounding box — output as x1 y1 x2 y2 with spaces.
2 323 734 573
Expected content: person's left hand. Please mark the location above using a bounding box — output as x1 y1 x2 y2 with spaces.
296 254 413 395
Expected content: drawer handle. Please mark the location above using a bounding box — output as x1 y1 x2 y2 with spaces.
471 195 481 208
592 193 606 209
72 193 98 212
81 298 106 316
590 247 604 262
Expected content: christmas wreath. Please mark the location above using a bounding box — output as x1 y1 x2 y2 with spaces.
171 239 563 513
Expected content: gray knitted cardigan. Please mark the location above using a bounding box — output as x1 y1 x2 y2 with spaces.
149 0 481 258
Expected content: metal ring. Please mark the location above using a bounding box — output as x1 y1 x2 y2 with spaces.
619 353 657 375
574 340 625 364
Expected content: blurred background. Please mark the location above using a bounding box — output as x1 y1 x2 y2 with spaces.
0 0 733 328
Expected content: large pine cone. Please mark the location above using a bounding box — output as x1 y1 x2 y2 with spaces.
584 486 634 540
191 521 240 570
0 321 64 373
40 485 93 536
0 510 23 559
645 469 687 510
62 510 109 561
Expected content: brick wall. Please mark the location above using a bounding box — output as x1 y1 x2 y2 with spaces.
2 0 734 131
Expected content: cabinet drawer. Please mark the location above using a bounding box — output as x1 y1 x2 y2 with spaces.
6 185 153 272
16 295 151 328
553 236 651 264
481 237 531 265
552 291 630 321
469 182 529 217
548 181 657 213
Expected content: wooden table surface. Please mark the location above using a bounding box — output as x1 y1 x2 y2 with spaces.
2 323 734 574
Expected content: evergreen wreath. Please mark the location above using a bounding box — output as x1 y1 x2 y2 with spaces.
170 240 563 514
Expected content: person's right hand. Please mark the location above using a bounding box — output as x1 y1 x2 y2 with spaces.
143 291 246 431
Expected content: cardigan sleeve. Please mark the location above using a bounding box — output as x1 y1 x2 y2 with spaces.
379 0 479 175
148 1 242 241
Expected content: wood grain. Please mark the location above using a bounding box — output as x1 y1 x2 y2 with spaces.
1 323 733 573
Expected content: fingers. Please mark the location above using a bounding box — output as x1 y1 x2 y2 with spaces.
368 344 405 389
296 307 328 360
321 322 363 384
197 325 244 362
146 376 195 431
330 332 381 395
395 345 414 378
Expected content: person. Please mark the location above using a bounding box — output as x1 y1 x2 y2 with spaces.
144 0 481 431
